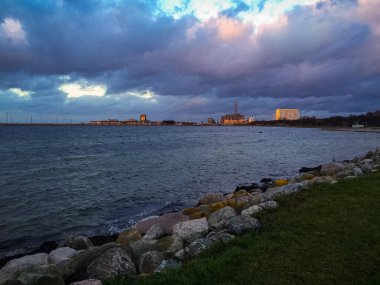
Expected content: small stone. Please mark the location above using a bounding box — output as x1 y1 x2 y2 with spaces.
154 259 181 273
143 224 165 241
138 251 165 274
174 249 187 261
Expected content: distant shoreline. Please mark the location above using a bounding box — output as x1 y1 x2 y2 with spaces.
1 123 380 133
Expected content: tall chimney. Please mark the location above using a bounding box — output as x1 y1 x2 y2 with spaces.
234 99 237 114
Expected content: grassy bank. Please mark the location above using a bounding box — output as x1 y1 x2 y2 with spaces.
108 171 380 285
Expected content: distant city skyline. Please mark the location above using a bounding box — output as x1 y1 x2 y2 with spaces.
1 1 380 122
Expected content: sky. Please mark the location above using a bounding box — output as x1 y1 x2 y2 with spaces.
0 0 379 123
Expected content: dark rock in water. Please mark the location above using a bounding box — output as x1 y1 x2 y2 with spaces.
63 236 93 251
88 234 118 247
260 178 273 184
258 178 274 191
299 165 321 173
234 183 260 193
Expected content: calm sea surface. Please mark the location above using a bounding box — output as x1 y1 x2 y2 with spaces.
0 126 379 257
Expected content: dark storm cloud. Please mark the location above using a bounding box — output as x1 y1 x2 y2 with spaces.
0 0 379 121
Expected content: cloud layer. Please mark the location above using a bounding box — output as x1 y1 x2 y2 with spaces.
0 0 379 122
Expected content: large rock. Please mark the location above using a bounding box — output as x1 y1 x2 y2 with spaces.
259 201 279 210
231 190 262 212
138 251 165 274
182 205 212 219
262 183 305 200
12 265 64 285
207 206 237 226
172 218 209 243
352 166 363 176
241 205 263 216
64 236 93 251
0 253 49 284
205 232 235 244
70 280 102 285
197 194 227 206
117 228 142 246
63 243 132 284
134 213 189 235
143 225 165 241
154 259 181 274
130 240 157 263
320 162 345 176
150 235 183 256
185 238 214 258
224 215 261 235
48 247 77 273
307 176 336 186
360 163 373 173
86 245 136 281
48 247 77 265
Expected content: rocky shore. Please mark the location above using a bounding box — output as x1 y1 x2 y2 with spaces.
1 148 379 285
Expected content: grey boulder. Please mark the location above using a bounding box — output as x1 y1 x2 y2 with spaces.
138 251 165 274
208 206 237 226
63 236 93 251
320 162 345 176
86 246 136 281
143 224 165 241
153 259 181 273
224 215 261 235
150 235 183 256
172 218 209 243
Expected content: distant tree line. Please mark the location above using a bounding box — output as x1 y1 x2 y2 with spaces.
254 110 380 127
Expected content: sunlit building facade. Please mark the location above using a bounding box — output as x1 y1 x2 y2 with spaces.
275 108 300 120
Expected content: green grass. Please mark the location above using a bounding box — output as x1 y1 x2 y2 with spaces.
107 172 380 285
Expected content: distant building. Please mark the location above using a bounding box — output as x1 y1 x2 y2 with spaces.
207 118 216 125
247 117 254 124
221 100 245 125
275 108 300 121
140 114 147 123
123 118 138 125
